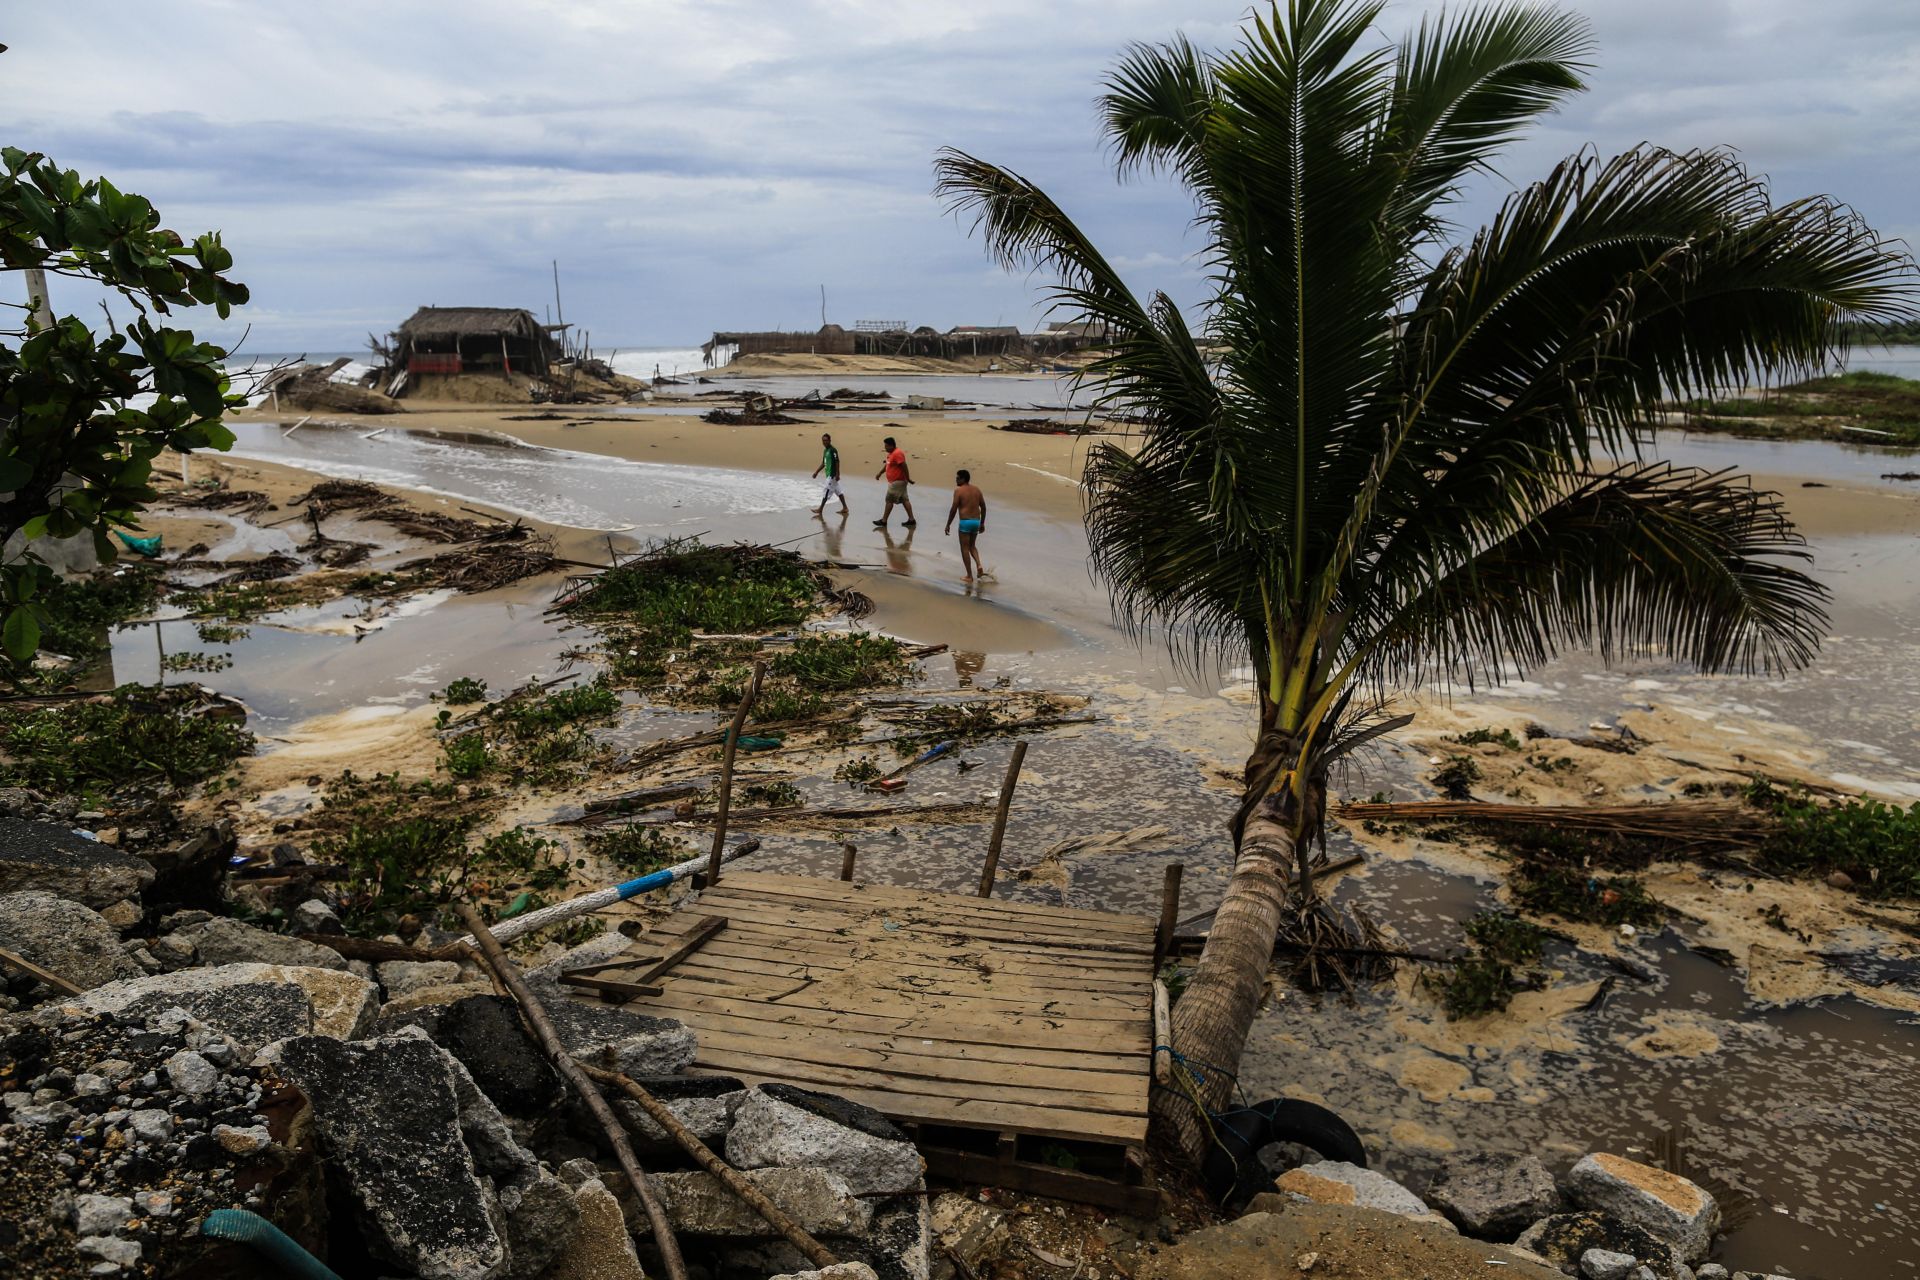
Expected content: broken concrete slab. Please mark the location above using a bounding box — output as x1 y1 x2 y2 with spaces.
0 815 153 907
1513 1212 1682 1278
644 1166 873 1238
1425 1151 1563 1240
612 1074 743 1152
727 1084 924 1197
1274 1161 1432 1220
164 917 347 971
278 1031 509 1280
378 958 463 998
770 1266 881 1280
73 963 378 1055
0 890 143 989
543 1177 648 1280
539 985 696 1079
1567 1154 1719 1263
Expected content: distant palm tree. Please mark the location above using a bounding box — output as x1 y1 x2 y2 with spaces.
937 0 1913 1161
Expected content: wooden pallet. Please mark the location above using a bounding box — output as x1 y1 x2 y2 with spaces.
597 870 1159 1211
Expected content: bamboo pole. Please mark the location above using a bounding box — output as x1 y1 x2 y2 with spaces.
706 661 766 885
975 740 1028 898
454 907 687 1280
580 1063 839 1269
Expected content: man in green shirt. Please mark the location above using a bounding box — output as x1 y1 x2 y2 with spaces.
811 432 847 517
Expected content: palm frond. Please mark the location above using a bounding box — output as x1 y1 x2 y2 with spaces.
1352 463 1828 687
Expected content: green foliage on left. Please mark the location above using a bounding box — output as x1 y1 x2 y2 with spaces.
0 147 248 661
0 683 253 791
1749 779 1920 899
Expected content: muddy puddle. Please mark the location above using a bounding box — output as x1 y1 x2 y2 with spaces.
210 420 1920 1278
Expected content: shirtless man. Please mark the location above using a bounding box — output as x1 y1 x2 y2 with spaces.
944 469 988 582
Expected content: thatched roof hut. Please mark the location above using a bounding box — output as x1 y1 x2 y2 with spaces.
395 306 563 377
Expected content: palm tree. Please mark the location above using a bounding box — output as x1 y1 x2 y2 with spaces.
936 0 1914 1163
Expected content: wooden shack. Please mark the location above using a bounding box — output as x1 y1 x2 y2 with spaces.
395 307 564 379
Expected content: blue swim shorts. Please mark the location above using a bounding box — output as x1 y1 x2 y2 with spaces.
958 518 983 535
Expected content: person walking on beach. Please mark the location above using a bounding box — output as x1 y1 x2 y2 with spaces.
811 432 847 517
874 436 916 529
944 468 988 582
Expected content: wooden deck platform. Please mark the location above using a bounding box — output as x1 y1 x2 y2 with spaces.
583 870 1159 1210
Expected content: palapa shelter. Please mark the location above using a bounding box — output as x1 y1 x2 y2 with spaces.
394 307 564 379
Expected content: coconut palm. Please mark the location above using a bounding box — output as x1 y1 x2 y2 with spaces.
936 0 1913 1161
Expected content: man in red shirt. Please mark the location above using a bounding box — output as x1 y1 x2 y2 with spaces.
872 436 916 529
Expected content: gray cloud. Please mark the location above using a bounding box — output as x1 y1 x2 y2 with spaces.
4 0 1914 350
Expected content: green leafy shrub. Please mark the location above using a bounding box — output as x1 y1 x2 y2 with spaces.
741 780 801 808
0 683 252 790
1425 954 1524 1019
1451 726 1520 750
444 732 491 778
583 824 692 876
497 679 619 737
1509 863 1664 928
440 676 488 705
771 632 914 691
834 755 882 786
160 650 232 674
1749 779 1920 898
1463 911 1548 963
1431 756 1480 800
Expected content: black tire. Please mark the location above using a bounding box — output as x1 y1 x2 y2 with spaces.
1199 1097 1368 1206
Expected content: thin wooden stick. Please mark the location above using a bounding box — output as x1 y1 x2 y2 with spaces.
0 946 83 996
454 907 688 1280
839 841 857 882
976 740 1028 898
579 1063 839 1269
1153 862 1184 970
707 661 766 886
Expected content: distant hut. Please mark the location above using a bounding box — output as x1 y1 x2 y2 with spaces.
394 307 564 380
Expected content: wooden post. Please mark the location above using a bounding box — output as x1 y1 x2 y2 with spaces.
975 740 1028 898
455 906 687 1280
706 661 766 886
22 266 54 333
1153 862 1185 970
838 842 857 882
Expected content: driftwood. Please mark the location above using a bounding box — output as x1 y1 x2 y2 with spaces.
620 708 861 771
1332 799 1772 852
976 741 1028 898
455 906 688 1280
708 662 766 884
580 1063 839 1269
0 946 84 996
615 799 992 829
297 934 468 964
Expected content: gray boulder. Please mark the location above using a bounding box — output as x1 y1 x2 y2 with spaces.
1583 1249 1639 1280
1567 1154 1719 1263
278 1031 509 1280
613 1075 743 1152
165 916 347 970
1427 1151 1562 1240
648 1166 873 1238
727 1084 925 1197
543 1177 647 1280
378 958 462 998
0 815 153 907
1276 1160 1432 1220
73 963 378 1054
537 982 696 1079
1515 1213 1681 1278
0 890 143 989
771 1267 881 1280
291 898 342 935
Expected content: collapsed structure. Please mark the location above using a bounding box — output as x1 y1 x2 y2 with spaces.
701 320 1107 366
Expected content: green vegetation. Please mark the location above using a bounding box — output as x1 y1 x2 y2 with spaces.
1679 370 1920 445
1427 953 1527 1020
1451 726 1521 750
440 676 488 705
315 812 475 925
160 650 232 674
443 732 492 778
494 679 620 737
1431 756 1481 800
834 755 883 786
747 686 828 724
0 683 253 792
182 578 310 621
1509 863 1665 928
741 780 801 808
1749 779 1920 899
12 565 162 689
583 824 693 876
0 147 246 660
193 622 249 644
566 539 822 636
1463 910 1549 963
771 632 914 690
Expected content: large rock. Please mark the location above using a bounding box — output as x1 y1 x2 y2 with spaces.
0 815 153 907
278 1031 508 1280
375 994 564 1115
1567 1154 1719 1263
1138 1207 1565 1280
0 890 142 989
727 1084 924 1197
1274 1161 1433 1220
1426 1151 1562 1240
613 1074 743 1152
544 1177 648 1280
770 1267 880 1280
648 1166 873 1238
541 986 696 1079
1513 1212 1682 1278
378 958 463 997
164 916 347 970
74 963 377 1054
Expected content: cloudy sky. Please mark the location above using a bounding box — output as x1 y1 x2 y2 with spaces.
8 1 1917 354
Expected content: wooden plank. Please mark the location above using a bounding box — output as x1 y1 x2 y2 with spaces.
688 890 1143 944
673 899 1155 957
681 936 1155 993
687 1026 1148 1101
690 1066 1146 1145
707 880 1155 943
663 914 1150 974
632 1005 1145 1075
920 1147 1161 1217
717 872 1154 935
691 1045 1141 1116
730 870 1153 929
626 987 1151 1053
662 966 1149 1023
665 955 1150 1008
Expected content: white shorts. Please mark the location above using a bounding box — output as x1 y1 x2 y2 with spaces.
820 476 844 500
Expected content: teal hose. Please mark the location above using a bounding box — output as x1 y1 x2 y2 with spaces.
200 1209 343 1280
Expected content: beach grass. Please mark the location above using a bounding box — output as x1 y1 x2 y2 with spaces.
1677 369 1920 443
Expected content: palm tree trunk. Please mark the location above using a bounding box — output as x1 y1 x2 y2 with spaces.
1149 801 1296 1163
